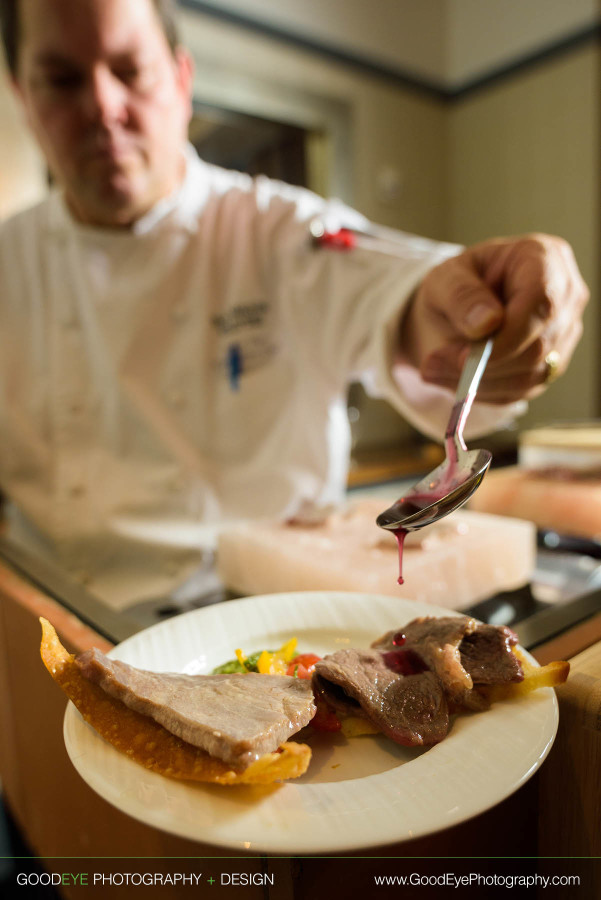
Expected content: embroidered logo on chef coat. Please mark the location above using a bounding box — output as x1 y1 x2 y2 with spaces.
211 301 269 335
211 301 278 390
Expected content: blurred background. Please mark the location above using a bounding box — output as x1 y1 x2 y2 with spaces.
1 0 599 470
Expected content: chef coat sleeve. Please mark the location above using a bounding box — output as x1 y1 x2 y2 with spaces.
274 196 525 443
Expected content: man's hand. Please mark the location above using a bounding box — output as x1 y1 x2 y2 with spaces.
400 233 589 404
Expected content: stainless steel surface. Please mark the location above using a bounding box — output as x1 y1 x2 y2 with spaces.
377 338 493 531
465 549 601 648
514 587 601 649
538 529 601 560
0 537 140 644
0 535 235 643
125 558 234 632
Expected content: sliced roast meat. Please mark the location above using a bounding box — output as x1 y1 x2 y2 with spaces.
460 624 523 685
313 648 449 746
372 616 524 708
75 648 315 769
372 616 478 700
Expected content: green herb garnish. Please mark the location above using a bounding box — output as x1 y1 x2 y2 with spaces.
211 650 272 674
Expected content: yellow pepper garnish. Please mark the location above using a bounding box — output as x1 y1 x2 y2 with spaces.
278 637 298 663
256 650 274 674
255 638 298 675
235 648 247 668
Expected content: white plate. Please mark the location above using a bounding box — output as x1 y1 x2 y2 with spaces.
64 591 558 854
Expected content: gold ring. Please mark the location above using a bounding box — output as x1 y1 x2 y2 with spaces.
544 350 561 385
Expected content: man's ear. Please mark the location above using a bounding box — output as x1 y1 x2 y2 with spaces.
9 73 34 129
174 45 194 124
10 72 23 102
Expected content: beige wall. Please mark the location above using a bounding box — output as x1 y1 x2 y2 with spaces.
180 9 447 235
447 43 600 428
182 9 601 443
0 53 47 219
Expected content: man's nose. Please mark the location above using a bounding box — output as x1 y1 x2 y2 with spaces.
81 66 127 125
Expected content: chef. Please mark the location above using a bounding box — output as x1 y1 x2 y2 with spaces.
0 0 589 607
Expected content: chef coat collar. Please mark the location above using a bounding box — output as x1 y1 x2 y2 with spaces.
45 143 210 238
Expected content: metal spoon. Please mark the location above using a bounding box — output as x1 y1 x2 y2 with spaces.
377 337 494 533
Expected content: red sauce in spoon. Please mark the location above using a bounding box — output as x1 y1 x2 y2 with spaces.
388 436 463 585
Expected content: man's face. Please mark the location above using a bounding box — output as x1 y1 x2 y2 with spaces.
15 0 193 227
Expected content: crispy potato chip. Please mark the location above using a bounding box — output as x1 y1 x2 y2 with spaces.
482 648 570 703
39 618 311 785
340 716 380 738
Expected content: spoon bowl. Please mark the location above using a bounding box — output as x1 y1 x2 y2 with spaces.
377 338 494 534
376 447 492 531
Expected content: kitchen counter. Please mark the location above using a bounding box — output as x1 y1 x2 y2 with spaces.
347 441 445 487
1 554 600 897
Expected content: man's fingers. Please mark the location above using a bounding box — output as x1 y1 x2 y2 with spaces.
468 234 589 360
421 317 583 404
427 258 505 340
406 233 589 401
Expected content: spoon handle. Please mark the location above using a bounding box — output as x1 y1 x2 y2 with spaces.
445 338 494 448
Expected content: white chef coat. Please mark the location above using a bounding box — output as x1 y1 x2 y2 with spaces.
0 145 520 609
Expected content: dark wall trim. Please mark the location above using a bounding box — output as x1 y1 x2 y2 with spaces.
449 22 601 100
179 0 445 99
180 1 600 102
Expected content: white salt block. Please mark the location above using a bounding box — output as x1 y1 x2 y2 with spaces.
469 465 601 539
217 499 535 610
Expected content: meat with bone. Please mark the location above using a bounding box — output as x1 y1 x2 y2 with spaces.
313 648 449 746
75 648 315 769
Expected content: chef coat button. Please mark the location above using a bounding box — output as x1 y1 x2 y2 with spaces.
70 401 84 415
309 218 325 239
69 483 86 498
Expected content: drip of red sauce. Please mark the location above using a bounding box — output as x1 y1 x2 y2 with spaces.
389 432 465 587
392 528 407 584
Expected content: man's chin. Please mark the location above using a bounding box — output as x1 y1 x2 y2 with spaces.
67 181 151 228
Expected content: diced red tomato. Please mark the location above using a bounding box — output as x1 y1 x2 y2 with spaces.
286 653 321 679
310 698 342 732
288 663 310 679
311 705 342 732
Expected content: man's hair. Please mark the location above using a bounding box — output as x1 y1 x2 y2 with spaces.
0 0 180 76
